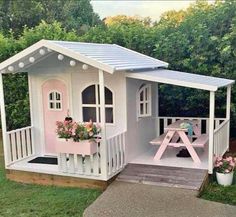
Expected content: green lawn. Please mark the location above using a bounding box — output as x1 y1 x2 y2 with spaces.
200 171 236 206
0 139 101 217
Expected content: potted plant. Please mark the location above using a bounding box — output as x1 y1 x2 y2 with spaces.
214 155 236 186
55 119 101 156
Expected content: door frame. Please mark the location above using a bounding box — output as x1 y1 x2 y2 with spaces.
40 77 70 155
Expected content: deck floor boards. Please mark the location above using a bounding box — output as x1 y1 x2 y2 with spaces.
116 164 208 191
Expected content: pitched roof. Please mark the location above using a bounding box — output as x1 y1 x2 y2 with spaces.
0 39 168 74
126 69 234 91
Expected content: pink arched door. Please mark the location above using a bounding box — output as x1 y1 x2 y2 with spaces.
42 79 68 154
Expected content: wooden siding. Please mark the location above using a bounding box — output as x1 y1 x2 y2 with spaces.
6 169 117 190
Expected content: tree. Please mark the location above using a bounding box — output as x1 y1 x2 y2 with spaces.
0 0 101 37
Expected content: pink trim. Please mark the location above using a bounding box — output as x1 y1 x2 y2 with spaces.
55 139 97 156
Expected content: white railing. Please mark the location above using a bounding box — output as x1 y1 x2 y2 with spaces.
6 126 34 164
58 142 101 177
156 116 226 136
213 119 230 157
107 131 126 178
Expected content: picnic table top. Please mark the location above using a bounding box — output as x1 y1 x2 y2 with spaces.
164 120 199 131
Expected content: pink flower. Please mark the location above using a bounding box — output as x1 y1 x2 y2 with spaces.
225 169 230 173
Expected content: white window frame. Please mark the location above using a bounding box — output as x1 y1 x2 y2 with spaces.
48 91 62 111
137 84 152 118
81 84 114 124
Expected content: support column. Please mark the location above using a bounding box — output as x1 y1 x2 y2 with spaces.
0 73 10 166
156 83 160 136
98 69 108 180
208 91 215 174
226 85 231 150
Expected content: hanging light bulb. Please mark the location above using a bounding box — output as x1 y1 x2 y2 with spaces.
58 54 64 60
8 66 14 72
18 62 25 68
70 60 76 66
82 64 88 70
39 48 46 55
29 57 35 63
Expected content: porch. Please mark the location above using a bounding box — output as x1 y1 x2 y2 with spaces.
131 116 229 170
4 115 229 181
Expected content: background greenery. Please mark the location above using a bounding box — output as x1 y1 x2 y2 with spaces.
0 0 236 134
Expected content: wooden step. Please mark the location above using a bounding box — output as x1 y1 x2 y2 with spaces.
116 164 208 191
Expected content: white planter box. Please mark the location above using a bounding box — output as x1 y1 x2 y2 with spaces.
216 171 234 186
56 138 97 156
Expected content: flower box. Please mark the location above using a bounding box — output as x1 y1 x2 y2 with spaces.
55 138 97 156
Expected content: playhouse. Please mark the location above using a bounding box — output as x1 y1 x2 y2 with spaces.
0 40 234 186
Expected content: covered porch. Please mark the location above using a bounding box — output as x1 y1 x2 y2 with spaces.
126 69 234 173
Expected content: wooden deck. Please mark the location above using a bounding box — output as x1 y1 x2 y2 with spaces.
116 164 208 191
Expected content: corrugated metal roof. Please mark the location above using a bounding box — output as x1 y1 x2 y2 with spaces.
50 40 169 72
0 40 168 74
126 69 234 91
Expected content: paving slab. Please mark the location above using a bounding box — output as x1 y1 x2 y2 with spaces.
84 181 236 217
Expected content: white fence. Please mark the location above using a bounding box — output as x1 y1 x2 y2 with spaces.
107 131 126 178
213 119 230 157
156 117 226 136
58 143 101 177
6 126 34 164
58 131 126 180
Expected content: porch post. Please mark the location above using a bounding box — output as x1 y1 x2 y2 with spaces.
156 83 160 136
208 91 215 174
98 69 108 180
226 85 231 150
0 73 10 166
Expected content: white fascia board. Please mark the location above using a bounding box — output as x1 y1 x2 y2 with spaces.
0 40 46 72
125 72 218 91
44 40 115 74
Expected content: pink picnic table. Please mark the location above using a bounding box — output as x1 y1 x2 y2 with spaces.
151 120 202 163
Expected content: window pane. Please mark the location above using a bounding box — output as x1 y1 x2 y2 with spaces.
145 88 148 101
82 85 96 104
82 107 96 122
105 87 113 105
140 103 144 115
97 85 113 105
50 102 54 109
145 103 148 114
105 108 113 123
49 93 54 100
56 102 61 109
56 92 61 100
140 91 144 101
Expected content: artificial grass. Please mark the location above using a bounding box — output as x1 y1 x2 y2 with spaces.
0 140 101 217
200 171 236 206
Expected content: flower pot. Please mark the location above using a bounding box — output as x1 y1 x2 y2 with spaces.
56 138 97 156
216 171 234 186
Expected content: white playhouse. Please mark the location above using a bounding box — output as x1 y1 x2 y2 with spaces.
0 40 234 185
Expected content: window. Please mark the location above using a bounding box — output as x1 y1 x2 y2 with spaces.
82 84 114 123
48 91 62 110
137 84 151 118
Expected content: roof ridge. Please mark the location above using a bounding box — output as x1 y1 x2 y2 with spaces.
47 40 112 46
